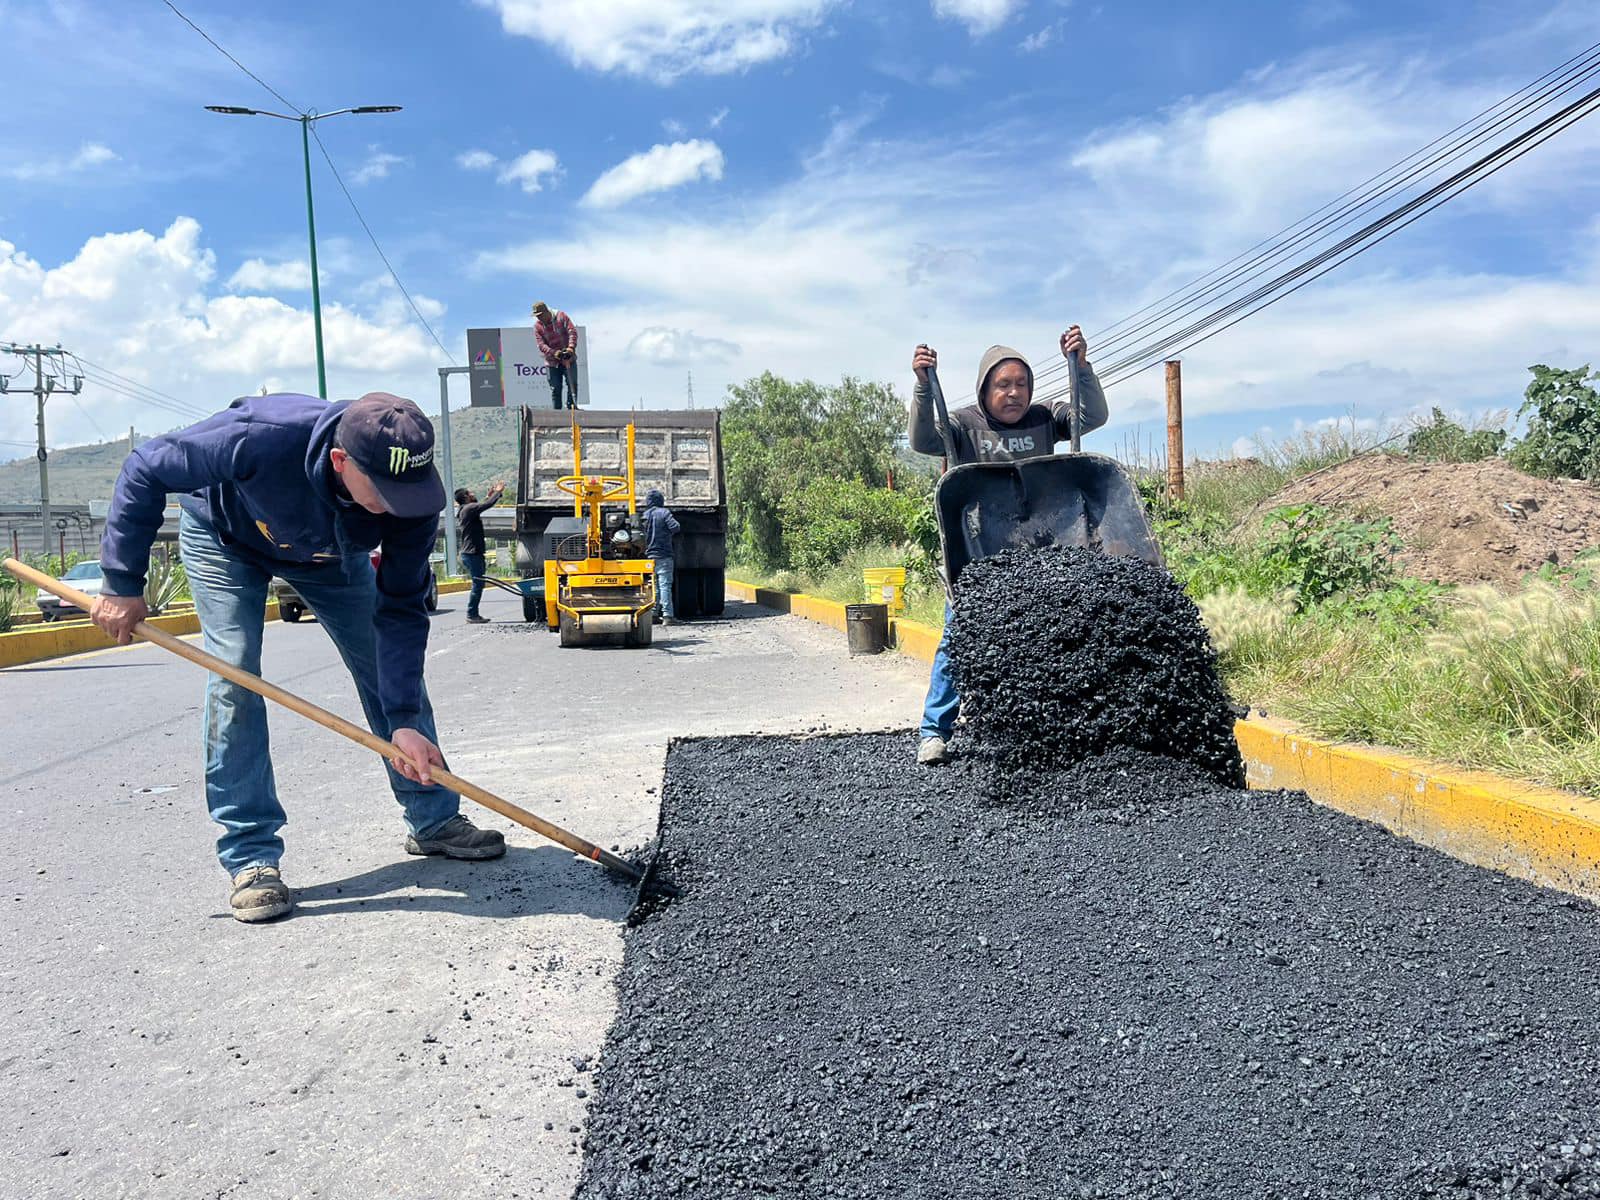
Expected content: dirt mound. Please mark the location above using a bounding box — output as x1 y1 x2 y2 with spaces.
1261 455 1600 587
947 546 1244 789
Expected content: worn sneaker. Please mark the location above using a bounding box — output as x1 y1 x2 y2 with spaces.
230 865 293 923
405 815 507 860
466 614 490 624
916 735 949 765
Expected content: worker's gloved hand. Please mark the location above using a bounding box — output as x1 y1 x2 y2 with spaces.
91 593 149 645
1060 325 1088 362
390 727 445 786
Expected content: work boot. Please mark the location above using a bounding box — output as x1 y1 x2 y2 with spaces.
405 815 506 860
466 613 490 624
662 616 682 626
230 865 293 923
916 735 949 765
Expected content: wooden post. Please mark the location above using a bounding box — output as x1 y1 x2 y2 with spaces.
1164 360 1184 502
58 530 66 572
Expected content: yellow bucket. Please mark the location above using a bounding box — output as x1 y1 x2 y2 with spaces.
862 566 907 615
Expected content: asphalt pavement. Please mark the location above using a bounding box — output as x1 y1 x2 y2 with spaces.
0 585 928 1199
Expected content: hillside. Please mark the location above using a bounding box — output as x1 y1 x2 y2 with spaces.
0 405 523 504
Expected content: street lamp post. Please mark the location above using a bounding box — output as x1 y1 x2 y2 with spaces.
205 104 402 399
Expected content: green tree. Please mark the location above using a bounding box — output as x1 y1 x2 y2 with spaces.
721 372 906 569
1508 364 1600 481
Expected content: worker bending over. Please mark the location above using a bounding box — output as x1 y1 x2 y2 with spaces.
907 327 1108 765
93 392 505 924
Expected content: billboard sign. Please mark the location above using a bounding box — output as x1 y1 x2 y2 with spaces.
466 325 590 408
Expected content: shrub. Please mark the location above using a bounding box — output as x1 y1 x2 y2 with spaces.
1508 364 1600 481
1405 407 1505 463
1260 503 1398 607
778 478 926 578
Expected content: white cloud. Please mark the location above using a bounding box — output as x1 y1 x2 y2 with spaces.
227 258 315 292
662 118 689 138
625 327 742 366
932 0 1025 36
1020 20 1067 52
457 149 498 170
0 219 446 453
497 149 562 193
709 106 731 129
7 141 120 181
582 140 725 208
1230 436 1259 459
472 0 838 82
351 146 408 185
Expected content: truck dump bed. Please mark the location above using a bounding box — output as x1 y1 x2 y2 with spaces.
516 408 728 618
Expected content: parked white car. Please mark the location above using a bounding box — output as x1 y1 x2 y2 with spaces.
271 551 442 623
37 559 104 621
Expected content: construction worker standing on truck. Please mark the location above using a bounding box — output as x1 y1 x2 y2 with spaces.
91 392 506 924
907 327 1108 765
532 301 579 410
642 489 682 625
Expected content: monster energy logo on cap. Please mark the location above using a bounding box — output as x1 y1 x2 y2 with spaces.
388 445 434 474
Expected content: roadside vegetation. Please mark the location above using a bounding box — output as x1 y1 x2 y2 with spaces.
725 363 1600 795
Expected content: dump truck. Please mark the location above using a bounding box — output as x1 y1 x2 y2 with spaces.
515 408 727 622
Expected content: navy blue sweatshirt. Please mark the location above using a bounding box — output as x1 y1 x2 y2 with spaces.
100 394 440 730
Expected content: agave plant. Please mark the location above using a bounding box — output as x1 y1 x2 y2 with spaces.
143 554 188 615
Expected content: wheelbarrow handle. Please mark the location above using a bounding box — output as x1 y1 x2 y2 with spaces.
1067 347 1082 455
926 364 960 465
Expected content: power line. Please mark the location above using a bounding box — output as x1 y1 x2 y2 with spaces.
1037 79 1600 401
161 0 301 114
308 126 458 365
73 356 212 420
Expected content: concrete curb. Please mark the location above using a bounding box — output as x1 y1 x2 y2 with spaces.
726 578 1600 903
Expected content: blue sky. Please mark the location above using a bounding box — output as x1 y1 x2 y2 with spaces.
1 0 1598 466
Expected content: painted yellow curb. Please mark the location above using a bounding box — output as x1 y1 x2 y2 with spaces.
0 601 281 670
726 578 1600 903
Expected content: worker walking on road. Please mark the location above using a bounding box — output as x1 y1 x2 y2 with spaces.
643 488 682 625
533 300 579 410
92 392 506 924
907 327 1108 765
455 480 505 624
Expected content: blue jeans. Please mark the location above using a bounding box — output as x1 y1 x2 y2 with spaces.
549 361 577 409
919 604 959 739
181 511 460 874
653 555 676 619
460 552 486 617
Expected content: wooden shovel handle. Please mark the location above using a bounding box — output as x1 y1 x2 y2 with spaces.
4 557 642 882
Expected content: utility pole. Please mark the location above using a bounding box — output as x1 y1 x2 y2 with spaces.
1 342 83 559
437 365 467 573
686 369 695 410
1164 360 1185 502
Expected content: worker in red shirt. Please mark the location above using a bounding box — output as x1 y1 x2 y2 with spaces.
532 301 579 410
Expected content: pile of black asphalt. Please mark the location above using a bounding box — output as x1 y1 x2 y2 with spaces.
946 545 1244 788
576 734 1600 1199
574 549 1600 1199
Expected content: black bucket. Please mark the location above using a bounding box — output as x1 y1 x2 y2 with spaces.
845 603 889 655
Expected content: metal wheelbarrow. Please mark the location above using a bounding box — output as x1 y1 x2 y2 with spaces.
925 351 1162 589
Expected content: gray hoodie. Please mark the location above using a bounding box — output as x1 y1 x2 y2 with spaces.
908 344 1108 465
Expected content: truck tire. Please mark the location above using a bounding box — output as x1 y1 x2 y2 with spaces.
558 610 578 648
281 601 305 623
674 571 701 620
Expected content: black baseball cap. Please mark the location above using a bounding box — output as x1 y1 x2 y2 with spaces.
335 392 446 518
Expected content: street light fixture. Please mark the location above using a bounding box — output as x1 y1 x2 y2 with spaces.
206 103 403 399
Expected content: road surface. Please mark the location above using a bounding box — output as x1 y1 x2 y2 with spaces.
1 585 928 1199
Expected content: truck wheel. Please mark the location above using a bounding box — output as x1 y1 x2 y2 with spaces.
558 610 579 648
281 601 304 623
626 614 654 648
522 595 541 623
674 572 700 620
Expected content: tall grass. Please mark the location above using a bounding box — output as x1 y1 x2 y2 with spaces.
729 541 948 628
